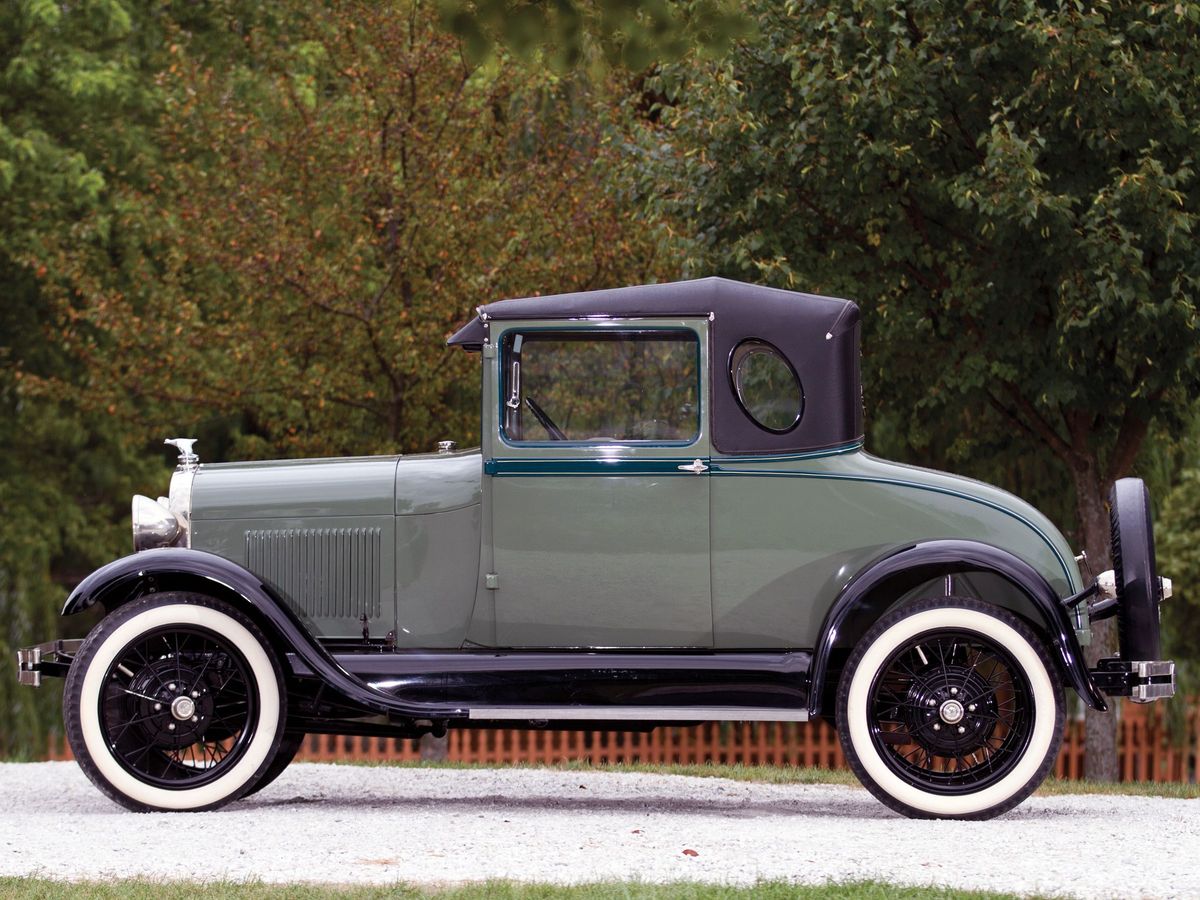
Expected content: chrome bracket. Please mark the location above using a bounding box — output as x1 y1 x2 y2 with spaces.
1130 660 1176 702
16 639 83 688
1090 657 1176 703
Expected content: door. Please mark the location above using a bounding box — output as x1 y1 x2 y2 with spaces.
486 319 712 648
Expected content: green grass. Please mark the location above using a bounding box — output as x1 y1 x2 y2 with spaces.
335 758 1200 799
0 878 1033 899
1034 776 1200 799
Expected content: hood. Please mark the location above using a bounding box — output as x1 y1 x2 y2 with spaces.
191 451 482 521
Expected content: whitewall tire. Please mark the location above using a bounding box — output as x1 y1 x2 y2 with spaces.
835 597 1064 820
64 592 286 812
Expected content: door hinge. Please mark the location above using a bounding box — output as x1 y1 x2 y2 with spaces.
485 573 500 590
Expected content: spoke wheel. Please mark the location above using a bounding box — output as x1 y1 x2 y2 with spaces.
868 630 1033 794
99 626 258 789
836 596 1064 820
65 592 286 812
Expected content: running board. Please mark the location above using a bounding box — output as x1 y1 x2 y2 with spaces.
468 706 809 722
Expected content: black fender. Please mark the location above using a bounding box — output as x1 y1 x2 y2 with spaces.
63 548 467 720
807 539 1107 716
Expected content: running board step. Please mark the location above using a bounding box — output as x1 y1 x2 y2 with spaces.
468 706 809 722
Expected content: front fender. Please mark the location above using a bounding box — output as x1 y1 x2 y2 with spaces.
808 539 1106 716
63 548 467 720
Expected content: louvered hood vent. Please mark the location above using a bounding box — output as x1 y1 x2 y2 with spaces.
246 527 382 620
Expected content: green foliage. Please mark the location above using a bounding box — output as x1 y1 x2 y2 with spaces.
1 0 675 754
434 0 753 71
635 0 1200 562
632 1 1200 775
44 1 670 460
0 0 173 757
1159 466 1200 683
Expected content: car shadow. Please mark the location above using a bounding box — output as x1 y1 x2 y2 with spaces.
242 781 1086 821
244 789 900 820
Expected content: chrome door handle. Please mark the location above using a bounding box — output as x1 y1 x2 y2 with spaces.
678 459 709 474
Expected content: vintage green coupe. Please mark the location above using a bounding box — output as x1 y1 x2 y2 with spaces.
18 278 1175 819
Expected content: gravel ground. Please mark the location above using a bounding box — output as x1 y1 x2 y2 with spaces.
2 762 1198 897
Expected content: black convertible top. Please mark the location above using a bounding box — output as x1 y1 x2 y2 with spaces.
448 277 863 455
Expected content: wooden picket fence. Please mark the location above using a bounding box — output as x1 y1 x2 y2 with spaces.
43 700 1200 782
47 701 1197 781
288 702 1199 782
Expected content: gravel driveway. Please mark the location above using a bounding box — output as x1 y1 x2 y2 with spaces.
2 761 1197 897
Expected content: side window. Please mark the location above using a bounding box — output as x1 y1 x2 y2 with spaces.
502 330 700 444
730 339 803 434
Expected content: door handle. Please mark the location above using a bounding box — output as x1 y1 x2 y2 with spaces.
677 459 709 474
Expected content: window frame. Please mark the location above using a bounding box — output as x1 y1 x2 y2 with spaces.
728 338 805 436
496 324 705 450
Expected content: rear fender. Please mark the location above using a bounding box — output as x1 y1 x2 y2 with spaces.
808 539 1106 716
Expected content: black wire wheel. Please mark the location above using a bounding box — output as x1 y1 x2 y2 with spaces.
836 596 1064 820
64 592 286 812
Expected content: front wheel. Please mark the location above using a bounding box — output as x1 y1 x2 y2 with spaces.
64 592 286 812
836 597 1064 820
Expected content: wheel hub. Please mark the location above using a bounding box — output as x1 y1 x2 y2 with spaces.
939 699 964 724
903 665 999 755
125 658 215 749
171 695 197 721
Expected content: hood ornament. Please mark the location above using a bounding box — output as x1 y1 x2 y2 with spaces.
164 437 199 471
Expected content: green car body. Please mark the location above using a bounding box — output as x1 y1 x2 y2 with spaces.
188 406 1086 653
186 306 1085 652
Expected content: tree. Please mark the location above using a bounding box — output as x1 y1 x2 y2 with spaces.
635 0 1200 778
1157 414 1200 693
434 0 752 70
42 1 670 461
0 0 172 757
2 0 674 754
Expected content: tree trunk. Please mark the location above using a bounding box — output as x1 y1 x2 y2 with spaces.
1071 460 1119 782
419 732 448 761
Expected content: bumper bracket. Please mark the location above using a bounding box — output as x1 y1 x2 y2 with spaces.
1089 657 1176 703
16 639 83 688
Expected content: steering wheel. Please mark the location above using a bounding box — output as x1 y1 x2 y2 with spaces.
525 396 566 441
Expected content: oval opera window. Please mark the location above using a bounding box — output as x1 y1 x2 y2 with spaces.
730 339 803 434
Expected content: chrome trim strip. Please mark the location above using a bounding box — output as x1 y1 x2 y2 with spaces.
167 467 195 548
468 706 809 722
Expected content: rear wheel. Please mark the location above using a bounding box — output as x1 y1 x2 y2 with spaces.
836 597 1064 820
64 592 286 812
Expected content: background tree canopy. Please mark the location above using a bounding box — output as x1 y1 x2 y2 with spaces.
630 0 1200 776
1 0 1197 776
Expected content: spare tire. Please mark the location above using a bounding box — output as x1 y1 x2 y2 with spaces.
1110 477 1162 661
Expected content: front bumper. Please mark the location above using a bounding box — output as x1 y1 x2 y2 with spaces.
15 639 81 687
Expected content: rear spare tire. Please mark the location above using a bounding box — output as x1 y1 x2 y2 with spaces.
1110 478 1162 661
